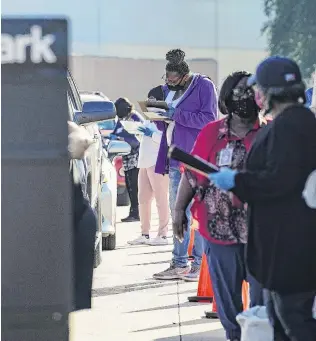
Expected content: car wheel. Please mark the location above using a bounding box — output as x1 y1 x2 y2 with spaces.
93 197 102 268
102 234 116 251
94 236 102 268
117 189 130 206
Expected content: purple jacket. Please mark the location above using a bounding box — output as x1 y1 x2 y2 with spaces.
155 74 218 174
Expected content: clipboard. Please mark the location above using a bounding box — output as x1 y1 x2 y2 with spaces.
146 100 169 110
120 121 143 135
138 101 171 122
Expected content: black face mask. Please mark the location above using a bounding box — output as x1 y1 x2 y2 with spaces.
230 98 259 120
166 75 185 91
167 83 185 91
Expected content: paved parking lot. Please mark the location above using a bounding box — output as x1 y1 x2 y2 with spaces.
71 204 225 341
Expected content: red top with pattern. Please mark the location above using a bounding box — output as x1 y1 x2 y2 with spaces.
186 118 262 244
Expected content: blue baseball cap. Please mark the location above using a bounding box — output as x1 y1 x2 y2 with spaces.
247 56 302 88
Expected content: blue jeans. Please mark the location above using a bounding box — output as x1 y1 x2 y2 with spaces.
263 289 316 341
169 167 203 268
204 240 263 340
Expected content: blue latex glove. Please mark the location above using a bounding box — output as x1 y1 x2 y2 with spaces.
109 133 118 140
162 104 175 119
138 126 153 137
208 167 238 191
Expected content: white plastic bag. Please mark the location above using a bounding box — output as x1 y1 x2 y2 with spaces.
68 121 93 160
302 170 316 209
236 306 273 341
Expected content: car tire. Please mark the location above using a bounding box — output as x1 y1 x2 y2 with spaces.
117 189 130 206
102 234 116 251
94 237 102 268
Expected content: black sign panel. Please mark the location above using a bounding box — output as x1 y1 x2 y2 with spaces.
2 18 71 341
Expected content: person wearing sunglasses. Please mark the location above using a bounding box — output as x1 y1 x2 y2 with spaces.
153 49 218 282
173 71 264 341
209 57 316 341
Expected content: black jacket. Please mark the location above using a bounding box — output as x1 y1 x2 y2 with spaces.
72 162 96 311
234 105 316 294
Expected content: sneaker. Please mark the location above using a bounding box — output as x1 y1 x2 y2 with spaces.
127 235 149 245
121 215 140 223
146 236 168 246
153 264 190 280
181 264 200 282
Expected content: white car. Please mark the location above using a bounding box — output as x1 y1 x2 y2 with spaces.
80 91 130 252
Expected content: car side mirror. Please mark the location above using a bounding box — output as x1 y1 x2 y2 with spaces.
75 101 116 125
107 140 131 156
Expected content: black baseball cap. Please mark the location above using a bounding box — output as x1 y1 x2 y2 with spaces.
247 56 302 88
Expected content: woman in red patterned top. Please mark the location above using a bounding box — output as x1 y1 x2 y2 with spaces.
173 71 264 341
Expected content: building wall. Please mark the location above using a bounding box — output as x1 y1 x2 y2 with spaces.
70 55 218 107
70 44 268 105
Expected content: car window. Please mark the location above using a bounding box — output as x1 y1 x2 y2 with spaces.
67 71 82 111
67 83 77 113
68 95 75 121
98 120 116 130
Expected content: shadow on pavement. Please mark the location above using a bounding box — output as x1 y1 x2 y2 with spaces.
160 289 197 296
125 301 202 313
115 244 150 250
129 249 172 256
154 329 225 341
132 317 214 333
92 280 177 297
126 260 170 266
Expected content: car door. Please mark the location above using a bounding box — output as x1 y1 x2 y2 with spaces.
67 72 100 208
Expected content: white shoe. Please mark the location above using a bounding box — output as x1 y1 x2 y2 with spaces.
146 236 168 246
127 235 149 245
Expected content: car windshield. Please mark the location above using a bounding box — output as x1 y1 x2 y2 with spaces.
80 93 116 131
98 120 116 131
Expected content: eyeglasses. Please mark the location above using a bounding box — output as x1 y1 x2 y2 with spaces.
161 73 182 86
232 86 254 101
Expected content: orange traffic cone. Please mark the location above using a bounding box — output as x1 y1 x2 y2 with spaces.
205 296 218 318
242 281 249 310
205 280 249 319
188 253 214 302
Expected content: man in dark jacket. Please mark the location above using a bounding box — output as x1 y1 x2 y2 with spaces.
68 122 96 311
111 98 144 222
209 57 316 341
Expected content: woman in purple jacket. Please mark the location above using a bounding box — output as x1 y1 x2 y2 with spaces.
153 49 218 281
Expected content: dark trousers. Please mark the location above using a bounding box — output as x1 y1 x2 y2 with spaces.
74 205 96 311
263 289 316 341
204 240 263 340
125 167 139 216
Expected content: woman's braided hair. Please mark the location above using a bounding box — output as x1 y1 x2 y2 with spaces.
165 49 190 76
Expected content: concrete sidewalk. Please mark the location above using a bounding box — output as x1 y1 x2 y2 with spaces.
71 205 225 341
